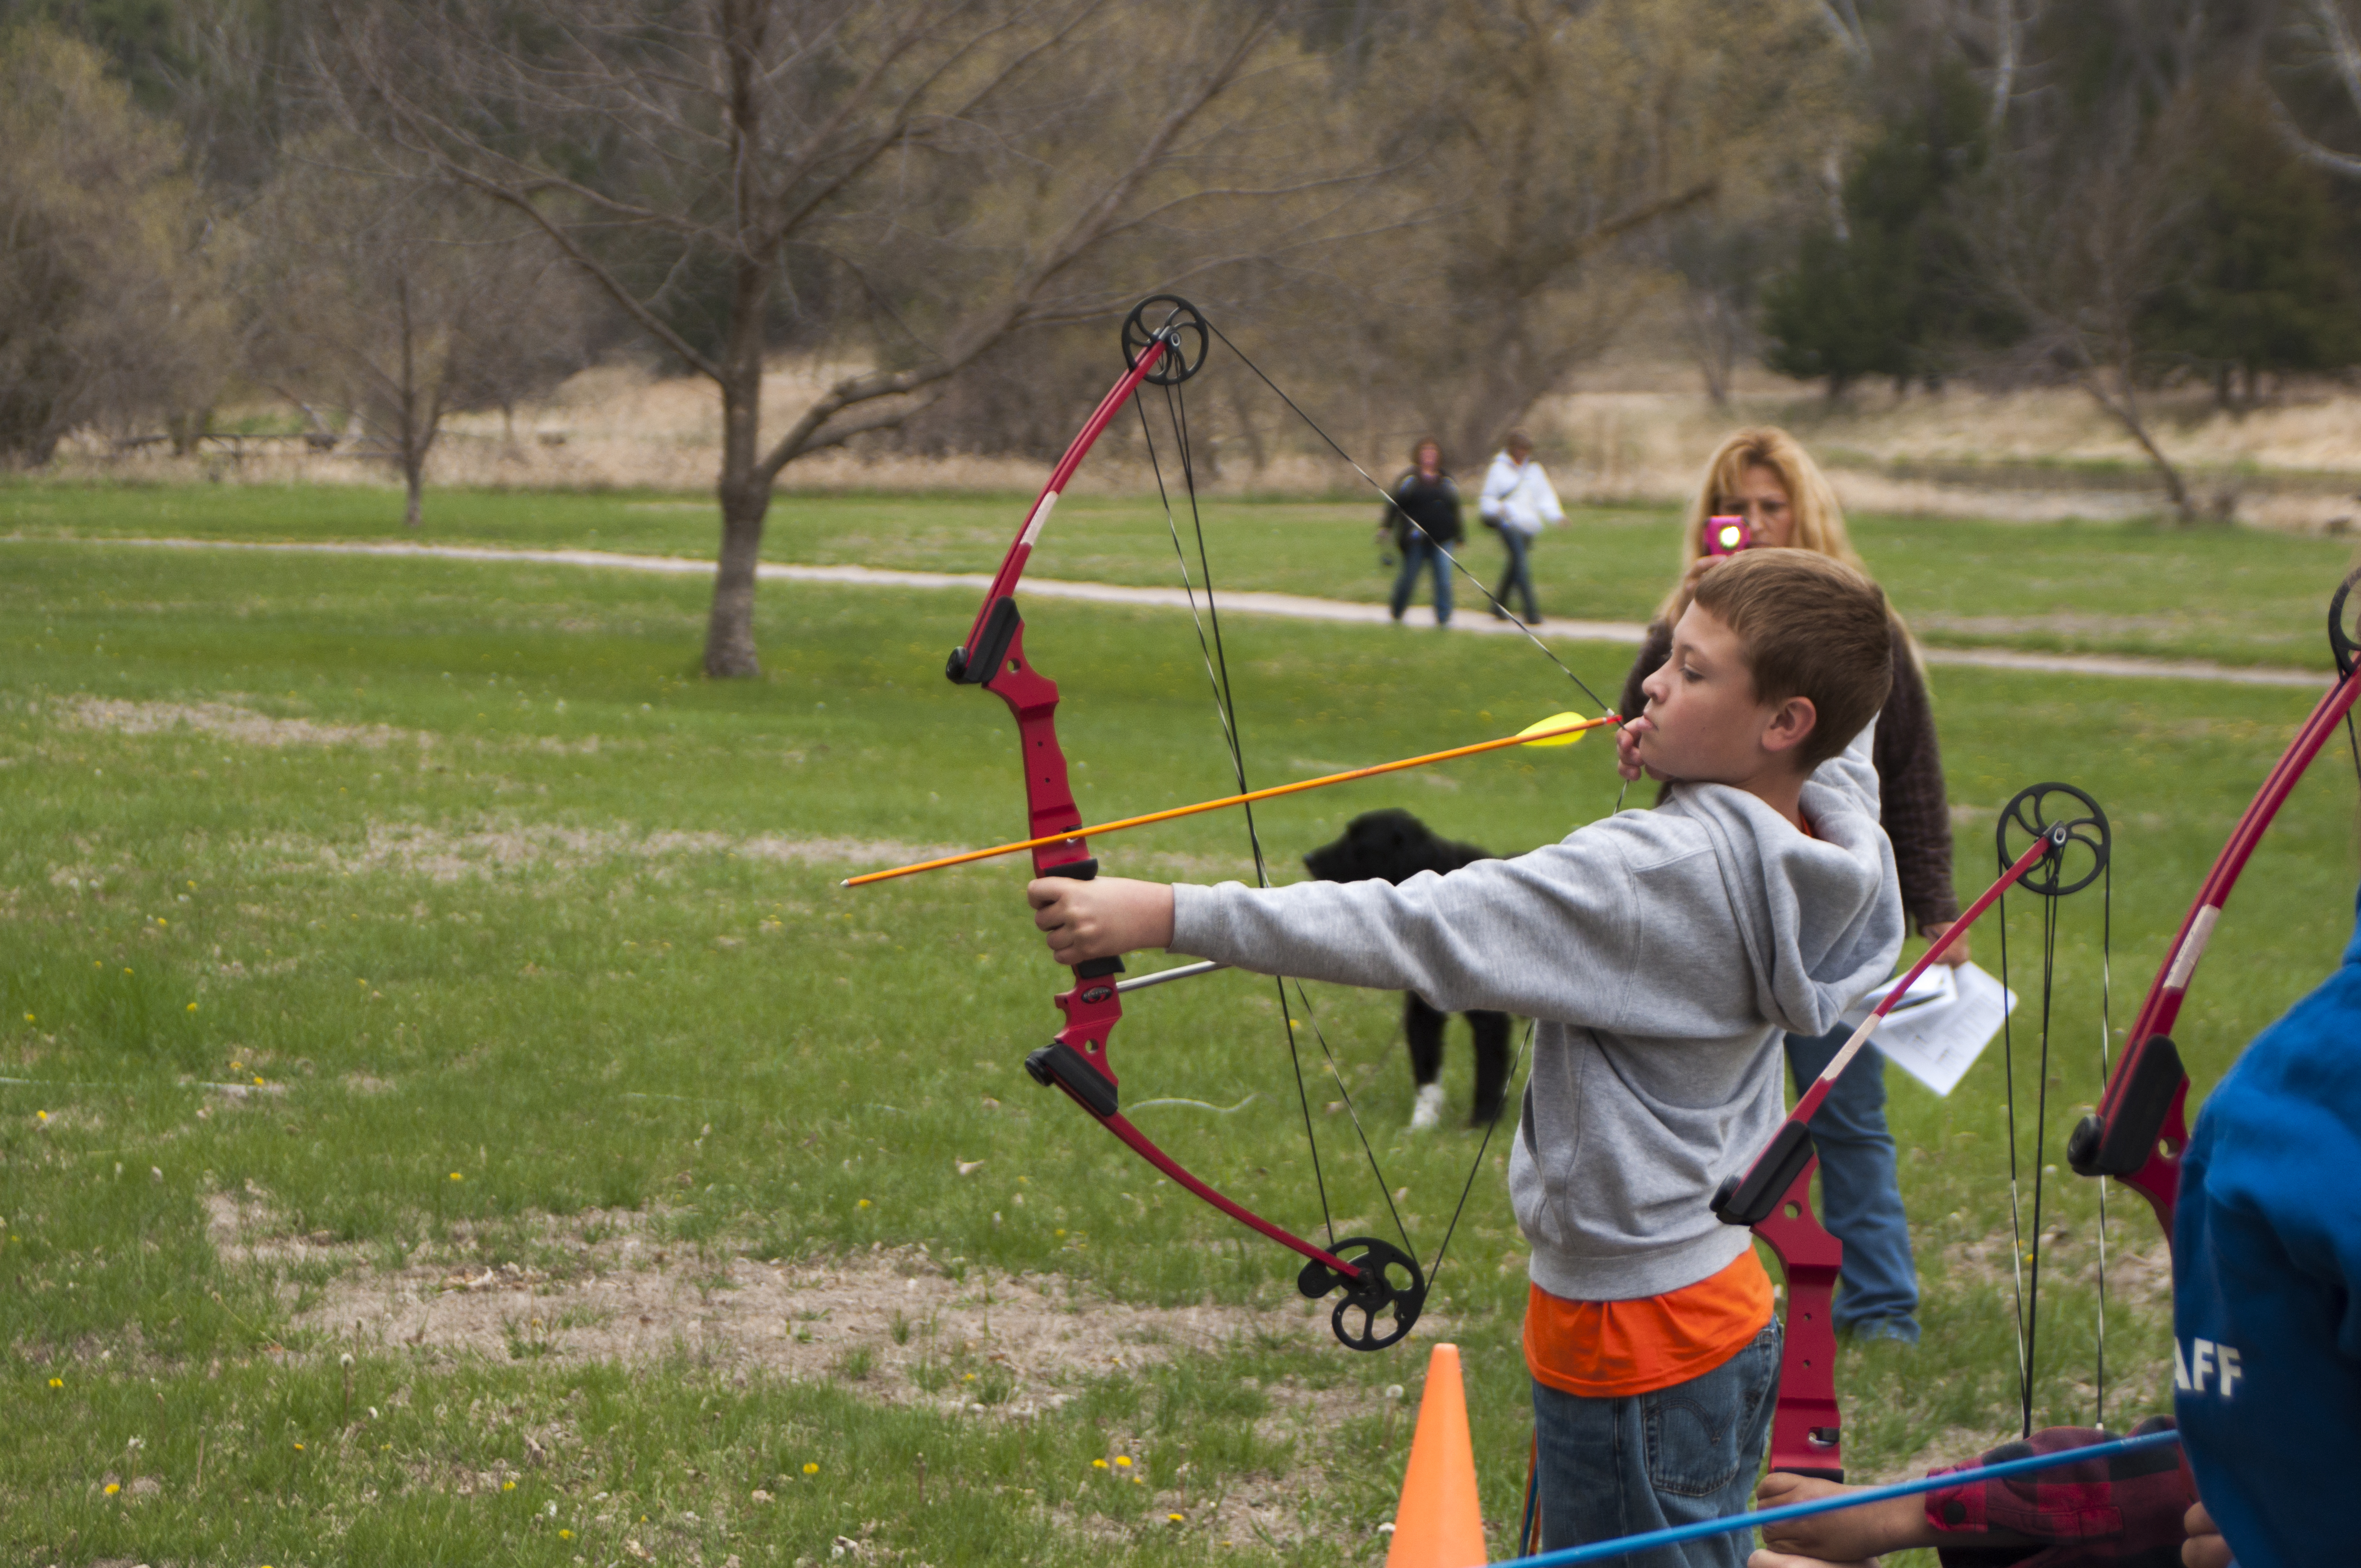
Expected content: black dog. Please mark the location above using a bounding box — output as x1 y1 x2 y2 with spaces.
1302 808 1512 1130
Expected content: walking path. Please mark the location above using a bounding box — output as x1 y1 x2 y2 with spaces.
41 535 2332 689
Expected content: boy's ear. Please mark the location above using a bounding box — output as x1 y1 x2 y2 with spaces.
1759 693 1818 767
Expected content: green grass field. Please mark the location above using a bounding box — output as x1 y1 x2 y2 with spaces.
6 477 2357 667
3 494 2358 1566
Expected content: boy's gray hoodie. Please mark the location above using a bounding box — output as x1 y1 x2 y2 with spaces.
1167 726 1903 1302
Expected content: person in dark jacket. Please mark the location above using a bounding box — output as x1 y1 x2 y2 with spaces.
1383 438 1464 626
1619 426 1958 1346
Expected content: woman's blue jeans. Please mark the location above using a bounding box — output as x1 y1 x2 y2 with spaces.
1494 527 1538 620
1530 1319 1782 1565
1390 535 1452 623
1785 1025 1921 1339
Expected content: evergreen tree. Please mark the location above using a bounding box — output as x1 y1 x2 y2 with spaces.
2146 91 2361 406
1761 64 2000 396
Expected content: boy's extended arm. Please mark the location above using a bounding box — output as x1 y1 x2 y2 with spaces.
1034 847 1638 1024
1167 833 1650 1025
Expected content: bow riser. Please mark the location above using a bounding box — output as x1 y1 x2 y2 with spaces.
1752 1158 1846 1479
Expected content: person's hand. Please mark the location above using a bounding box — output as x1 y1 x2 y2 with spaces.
1679 552 1722 599
1615 715 1649 782
1747 1552 1877 1568
1921 920 1970 966
1751 1472 1917 1565
1026 876 1174 966
2182 1500 2232 1568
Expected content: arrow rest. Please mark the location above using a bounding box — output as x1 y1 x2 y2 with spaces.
1120 295 1209 385
1297 1235 1426 1352
1995 781 2110 896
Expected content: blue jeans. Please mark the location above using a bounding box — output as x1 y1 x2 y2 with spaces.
1494 527 1538 619
1531 1319 1782 1565
1785 1025 1921 1339
1390 534 1452 623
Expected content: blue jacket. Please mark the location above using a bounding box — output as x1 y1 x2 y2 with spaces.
2173 881 2361 1567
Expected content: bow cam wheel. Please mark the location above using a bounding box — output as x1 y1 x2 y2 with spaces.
1296 1236 1426 1352
2332 565 2361 679
1122 295 1209 385
1996 781 2110 897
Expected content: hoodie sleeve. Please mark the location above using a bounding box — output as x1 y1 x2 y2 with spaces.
1171 816 1666 1030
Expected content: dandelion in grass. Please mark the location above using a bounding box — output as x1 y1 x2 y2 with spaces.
293 1443 304 1451
47 1378 62 1389
187 1003 198 1013
503 1479 516 1491
856 1199 869 1209
104 1482 119 1495
450 1172 464 1182
803 1463 819 1476
559 1530 574 1540
1115 1457 1131 1468
35 1111 47 1123
1168 1513 1184 1524
1092 1459 1108 1471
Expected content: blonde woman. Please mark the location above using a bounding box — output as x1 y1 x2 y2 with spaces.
1617 427 1957 1346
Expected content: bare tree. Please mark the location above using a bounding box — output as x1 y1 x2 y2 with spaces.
2268 0 2361 177
239 141 594 527
1966 3 2248 521
1350 0 1849 461
0 28 229 465
326 0 1318 676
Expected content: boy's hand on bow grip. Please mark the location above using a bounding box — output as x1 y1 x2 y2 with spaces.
1027 876 1174 967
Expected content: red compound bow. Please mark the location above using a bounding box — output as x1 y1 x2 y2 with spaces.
2068 569 2361 1235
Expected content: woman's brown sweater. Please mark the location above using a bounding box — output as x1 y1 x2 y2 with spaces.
1618 621 1960 931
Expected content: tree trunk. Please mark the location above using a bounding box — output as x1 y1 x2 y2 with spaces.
2079 365 2196 522
700 290 771 674
404 458 425 529
702 0 774 680
707 466 769 678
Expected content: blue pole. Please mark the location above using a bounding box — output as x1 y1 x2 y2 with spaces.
1488 1427 2181 1567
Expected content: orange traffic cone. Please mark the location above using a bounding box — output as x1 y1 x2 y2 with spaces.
1385 1342 1487 1568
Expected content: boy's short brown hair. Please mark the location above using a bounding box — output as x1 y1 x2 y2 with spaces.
1689 550 1893 769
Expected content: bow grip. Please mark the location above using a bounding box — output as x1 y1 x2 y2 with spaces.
946 596 1022 686
2067 1033 2185 1178
1712 1120 1819 1228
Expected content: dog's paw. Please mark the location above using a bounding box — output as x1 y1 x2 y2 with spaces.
1408 1082 1446 1133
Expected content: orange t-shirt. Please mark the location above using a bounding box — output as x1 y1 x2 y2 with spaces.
1524 1249 1775 1398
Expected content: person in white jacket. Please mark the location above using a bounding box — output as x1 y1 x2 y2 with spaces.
1479 431 1565 624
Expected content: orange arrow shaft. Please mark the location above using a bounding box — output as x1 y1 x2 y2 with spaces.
841 714 1619 888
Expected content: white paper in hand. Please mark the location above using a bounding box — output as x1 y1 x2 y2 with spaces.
1838 961 2017 1098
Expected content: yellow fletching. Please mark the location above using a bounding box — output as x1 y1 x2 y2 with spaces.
1515 712 1590 748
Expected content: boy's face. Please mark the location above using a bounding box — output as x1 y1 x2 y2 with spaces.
1629 603 1816 785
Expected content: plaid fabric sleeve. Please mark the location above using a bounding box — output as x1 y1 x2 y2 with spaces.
1924 1416 2190 1568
